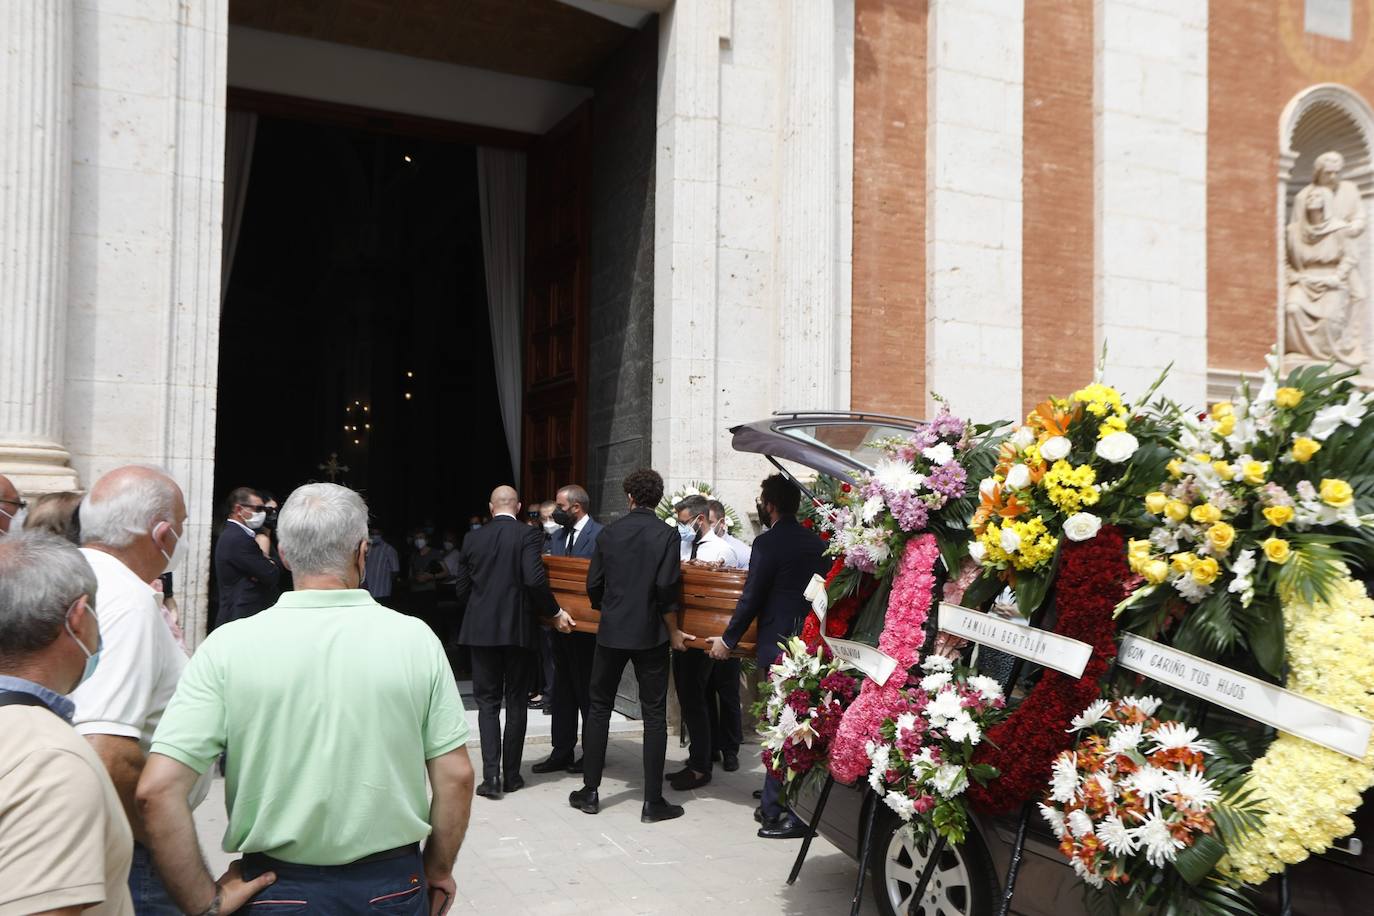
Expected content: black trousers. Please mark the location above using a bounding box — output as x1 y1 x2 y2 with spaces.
707 657 743 758
582 641 670 801
549 631 596 760
468 645 533 781
672 648 715 773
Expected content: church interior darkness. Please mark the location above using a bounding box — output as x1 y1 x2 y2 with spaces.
215 114 514 541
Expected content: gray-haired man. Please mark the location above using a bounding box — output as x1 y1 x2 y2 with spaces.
138 482 475 915
0 531 139 914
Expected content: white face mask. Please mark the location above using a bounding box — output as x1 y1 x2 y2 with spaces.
245 510 266 530
159 522 188 575
542 520 561 535
0 505 25 533
414 537 427 550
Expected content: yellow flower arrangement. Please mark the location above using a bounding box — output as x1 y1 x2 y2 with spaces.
1144 491 1168 515
1262 505 1294 527
1041 460 1100 514
1071 383 1126 421
1211 401 1234 420
1263 537 1291 565
1206 522 1236 552
1141 559 1169 585
1241 460 1269 486
1292 437 1321 463
1275 387 1304 408
1171 551 1198 575
1191 556 1221 585
977 517 1059 572
1213 460 1235 480
1164 499 1190 523
1190 503 1222 525
1221 573 1374 884
1320 478 1354 509
1167 458 1184 478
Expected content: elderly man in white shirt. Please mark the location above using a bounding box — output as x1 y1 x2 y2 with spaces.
708 499 750 569
71 465 210 915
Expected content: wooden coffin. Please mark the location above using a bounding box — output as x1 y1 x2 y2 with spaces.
542 556 756 657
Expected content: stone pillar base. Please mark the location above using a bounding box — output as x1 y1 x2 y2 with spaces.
0 443 82 494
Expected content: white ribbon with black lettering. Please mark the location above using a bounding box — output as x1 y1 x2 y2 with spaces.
803 574 900 686
1117 634 1373 760
937 602 1093 679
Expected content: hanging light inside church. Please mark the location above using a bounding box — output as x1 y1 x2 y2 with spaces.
406 371 414 378
403 154 412 163
404 392 412 400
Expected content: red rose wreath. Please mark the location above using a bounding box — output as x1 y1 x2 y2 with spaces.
967 526 1128 814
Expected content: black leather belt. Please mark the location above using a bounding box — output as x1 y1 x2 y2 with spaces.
244 842 419 870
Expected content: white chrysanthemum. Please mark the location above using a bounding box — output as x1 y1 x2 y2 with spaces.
922 442 955 466
883 791 916 821
1039 803 1068 840
1049 753 1081 803
873 457 924 496
1093 771 1115 801
1107 723 1144 756
1071 857 1105 889
946 713 981 745
1148 722 1211 755
967 675 1004 702
1135 814 1186 866
777 705 800 738
1068 809 1095 839
920 671 952 693
1068 699 1111 732
921 653 954 673
925 689 964 725
931 764 968 797
1126 765 1172 800
1167 767 1220 811
861 495 885 523
1119 695 1162 716
895 712 918 735
1097 815 1138 856
867 746 891 794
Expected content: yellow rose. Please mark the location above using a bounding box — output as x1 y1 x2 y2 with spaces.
1292 437 1321 463
1144 491 1168 515
1241 460 1269 486
1211 401 1234 420
1263 505 1294 527
1165 500 1191 523
1171 552 1198 575
1167 458 1184 479
1191 556 1221 586
1142 559 1169 585
1216 414 1236 437
1207 522 1236 552
1263 537 1291 565
1128 538 1152 567
1191 503 1222 525
1213 461 1235 480
1275 387 1304 408
1320 478 1354 509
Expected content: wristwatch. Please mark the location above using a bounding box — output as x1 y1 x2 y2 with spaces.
193 884 224 916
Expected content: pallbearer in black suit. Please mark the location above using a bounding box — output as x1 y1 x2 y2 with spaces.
214 486 281 625
531 484 603 776
706 474 829 839
570 469 691 823
455 486 571 799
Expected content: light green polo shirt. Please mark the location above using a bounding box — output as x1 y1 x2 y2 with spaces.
150 589 468 866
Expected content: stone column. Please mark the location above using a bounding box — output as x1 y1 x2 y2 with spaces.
0 0 80 494
925 0 1025 420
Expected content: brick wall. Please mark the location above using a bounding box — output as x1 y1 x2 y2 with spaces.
1021 0 1095 414
587 21 656 520
850 0 926 417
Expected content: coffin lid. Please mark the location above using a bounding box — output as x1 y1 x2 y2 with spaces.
728 411 925 484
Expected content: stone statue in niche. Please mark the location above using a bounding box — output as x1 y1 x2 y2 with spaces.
1285 150 1367 371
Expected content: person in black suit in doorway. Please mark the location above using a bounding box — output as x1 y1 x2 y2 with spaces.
214 486 280 625
531 484 604 776
455 485 570 799
570 469 691 823
706 474 828 839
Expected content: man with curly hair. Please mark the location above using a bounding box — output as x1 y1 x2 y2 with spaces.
570 468 691 822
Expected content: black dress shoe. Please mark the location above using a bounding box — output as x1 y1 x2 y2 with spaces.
569 787 599 814
503 774 526 793
757 813 809 839
475 777 503 799
664 766 692 782
531 755 573 774
565 756 584 774
722 753 740 772
641 798 685 823
754 805 765 824
752 789 763 799
669 769 712 792
711 749 723 762
527 695 544 709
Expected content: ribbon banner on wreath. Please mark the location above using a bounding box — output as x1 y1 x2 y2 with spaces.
803 573 900 686
937 602 1093 679
1118 633 1374 760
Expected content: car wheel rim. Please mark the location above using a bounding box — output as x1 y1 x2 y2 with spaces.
883 827 974 916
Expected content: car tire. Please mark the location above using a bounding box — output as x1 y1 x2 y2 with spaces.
870 807 999 916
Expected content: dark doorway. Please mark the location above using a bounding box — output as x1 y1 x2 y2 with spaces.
215 115 513 541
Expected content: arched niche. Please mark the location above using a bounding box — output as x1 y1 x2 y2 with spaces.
1277 84 1374 380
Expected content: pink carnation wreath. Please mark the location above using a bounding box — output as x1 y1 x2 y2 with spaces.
828 533 940 784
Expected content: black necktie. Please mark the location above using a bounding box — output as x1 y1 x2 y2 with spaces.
565 528 575 553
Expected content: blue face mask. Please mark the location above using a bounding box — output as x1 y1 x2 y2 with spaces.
64 602 102 688
678 521 696 542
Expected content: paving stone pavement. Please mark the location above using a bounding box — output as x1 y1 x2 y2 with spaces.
195 735 879 914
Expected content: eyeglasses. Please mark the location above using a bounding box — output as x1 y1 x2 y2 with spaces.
0 498 26 509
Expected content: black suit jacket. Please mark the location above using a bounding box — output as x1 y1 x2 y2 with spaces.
586 507 681 651
547 517 603 559
722 515 829 664
455 515 558 648
214 523 281 624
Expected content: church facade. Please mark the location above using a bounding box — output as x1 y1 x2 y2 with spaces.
2 0 1372 639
